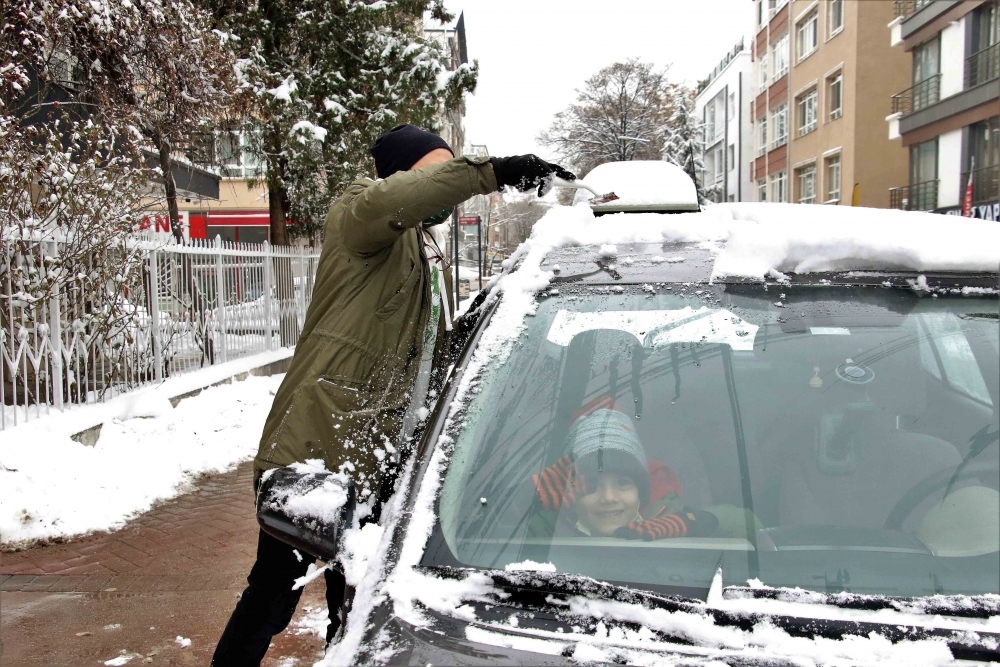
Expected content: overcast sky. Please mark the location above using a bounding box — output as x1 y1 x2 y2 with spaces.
443 0 752 161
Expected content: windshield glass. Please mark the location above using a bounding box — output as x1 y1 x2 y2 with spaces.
426 284 1000 599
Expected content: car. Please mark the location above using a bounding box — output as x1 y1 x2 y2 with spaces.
282 202 1000 666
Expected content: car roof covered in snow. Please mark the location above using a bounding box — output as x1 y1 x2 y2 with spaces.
539 242 1000 289
573 161 700 213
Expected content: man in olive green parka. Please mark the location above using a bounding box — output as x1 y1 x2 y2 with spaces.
212 124 576 667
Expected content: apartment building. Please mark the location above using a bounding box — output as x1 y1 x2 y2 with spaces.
751 0 910 207
695 39 754 202
886 0 999 220
421 11 470 154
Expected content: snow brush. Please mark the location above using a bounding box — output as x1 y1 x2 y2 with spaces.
552 176 619 205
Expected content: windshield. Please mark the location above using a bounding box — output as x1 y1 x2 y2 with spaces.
426 284 1000 599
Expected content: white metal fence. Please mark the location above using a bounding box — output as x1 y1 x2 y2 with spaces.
1 236 320 430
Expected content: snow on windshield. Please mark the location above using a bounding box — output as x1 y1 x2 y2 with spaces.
572 160 698 208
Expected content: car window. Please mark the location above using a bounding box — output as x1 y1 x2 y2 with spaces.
429 286 1000 598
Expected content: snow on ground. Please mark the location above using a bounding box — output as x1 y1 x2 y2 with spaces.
0 372 285 546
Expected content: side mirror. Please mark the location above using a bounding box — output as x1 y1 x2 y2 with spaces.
256 466 356 561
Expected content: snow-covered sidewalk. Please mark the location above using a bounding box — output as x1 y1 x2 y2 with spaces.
0 371 285 547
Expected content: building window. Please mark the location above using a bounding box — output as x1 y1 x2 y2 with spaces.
969 1 999 54
728 144 736 171
215 130 262 178
968 2 999 89
910 138 938 185
714 146 725 185
757 116 768 157
797 11 818 61
825 154 841 203
967 116 1000 205
829 0 844 37
770 170 788 202
771 103 788 149
772 34 789 79
908 138 939 210
728 91 737 120
912 37 940 85
828 72 843 120
797 88 818 136
759 53 769 90
758 178 768 201
758 0 765 27
706 103 717 144
796 164 817 203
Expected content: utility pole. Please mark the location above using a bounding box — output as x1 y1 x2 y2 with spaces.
452 207 459 308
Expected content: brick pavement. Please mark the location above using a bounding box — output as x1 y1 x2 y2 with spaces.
1 461 329 666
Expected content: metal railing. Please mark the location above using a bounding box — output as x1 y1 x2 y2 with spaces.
962 165 1000 206
891 74 941 116
1 236 320 430
966 42 1000 90
889 180 939 211
894 0 933 19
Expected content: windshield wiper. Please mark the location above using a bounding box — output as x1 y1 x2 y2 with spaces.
417 565 1000 662
722 585 1000 620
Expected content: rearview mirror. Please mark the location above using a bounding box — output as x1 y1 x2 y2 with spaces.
256 466 356 561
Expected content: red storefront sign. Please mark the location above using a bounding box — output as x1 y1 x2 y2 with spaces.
459 215 480 226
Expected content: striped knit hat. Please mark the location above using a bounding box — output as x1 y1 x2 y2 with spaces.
533 397 651 511
567 405 650 507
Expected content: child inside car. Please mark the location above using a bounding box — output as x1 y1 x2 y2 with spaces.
529 396 759 541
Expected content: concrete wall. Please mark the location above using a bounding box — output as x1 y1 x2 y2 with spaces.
852 0 911 208
937 128 963 208
939 17 967 99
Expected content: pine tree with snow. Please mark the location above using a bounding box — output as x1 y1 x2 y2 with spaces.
662 91 715 205
210 0 478 244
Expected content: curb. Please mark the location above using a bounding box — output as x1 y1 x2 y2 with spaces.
69 357 293 447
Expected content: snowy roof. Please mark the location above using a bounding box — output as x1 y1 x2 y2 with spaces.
573 160 699 212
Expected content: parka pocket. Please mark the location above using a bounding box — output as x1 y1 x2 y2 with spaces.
316 375 375 412
375 259 419 320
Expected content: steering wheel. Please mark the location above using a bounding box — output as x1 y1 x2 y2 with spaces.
884 460 1000 530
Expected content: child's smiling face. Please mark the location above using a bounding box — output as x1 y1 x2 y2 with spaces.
575 472 641 537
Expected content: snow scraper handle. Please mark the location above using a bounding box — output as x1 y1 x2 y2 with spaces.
256 467 356 562
552 177 619 205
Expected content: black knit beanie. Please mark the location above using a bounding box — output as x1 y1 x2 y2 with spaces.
369 124 454 179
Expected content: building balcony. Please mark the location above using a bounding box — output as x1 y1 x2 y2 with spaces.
891 75 940 116
893 0 933 20
966 42 1000 90
963 165 1000 206
889 180 938 211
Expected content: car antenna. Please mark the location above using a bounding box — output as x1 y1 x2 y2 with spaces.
552 176 619 205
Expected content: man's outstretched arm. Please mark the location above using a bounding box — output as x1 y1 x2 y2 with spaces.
341 157 497 254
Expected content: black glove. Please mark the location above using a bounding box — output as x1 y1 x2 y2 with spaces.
489 155 577 197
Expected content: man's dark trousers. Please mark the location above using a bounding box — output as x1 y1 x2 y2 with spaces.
211 529 346 666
